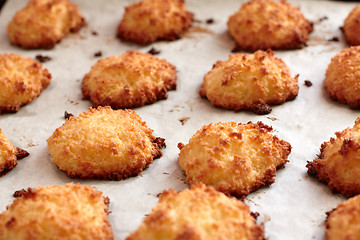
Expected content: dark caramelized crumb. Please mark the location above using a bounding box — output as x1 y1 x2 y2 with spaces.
306 161 318 178
328 37 339 42
15 147 29 160
13 188 36 198
177 142 185 150
250 212 260 220
13 189 26 198
35 55 51 63
179 117 190 125
92 31 98 36
94 51 102 57
252 103 272 115
148 48 161 55
206 18 214 24
154 137 166 149
325 209 336 219
64 111 74 120
304 80 313 87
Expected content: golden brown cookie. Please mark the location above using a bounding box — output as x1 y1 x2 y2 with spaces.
343 6 360 46
0 183 113 240
200 50 299 114
7 0 85 49
227 0 313 51
0 53 51 113
326 195 360 240
47 106 165 180
0 129 17 175
307 117 360 197
126 183 265 240
325 46 360 108
117 0 193 45
177 121 291 197
82 51 177 109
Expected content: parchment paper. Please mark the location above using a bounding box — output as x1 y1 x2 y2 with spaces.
0 0 359 239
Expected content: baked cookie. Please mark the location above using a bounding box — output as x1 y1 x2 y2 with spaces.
47 106 165 180
307 117 360 197
325 46 360 108
8 0 85 49
200 50 299 114
126 183 265 240
0 129 17 175
0 183 113 239
344 6 360 46
82 51 177 109
117 0 193 45
0 53 51 113
177 121 291 197
326 195 360 240
227 0 313 51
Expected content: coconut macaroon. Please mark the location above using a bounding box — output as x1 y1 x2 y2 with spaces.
343 6 360 46
227 0 313 51
117 0 193 45
0 183 113 240
126 184 265 240
326 195 360 240
307 117 360 197
47 106 165 180
0 129 18 175
325 46 360 108
7 0 85 49
82 51 177 109
177 121 291 198
200 50 299 115
0 53 51 113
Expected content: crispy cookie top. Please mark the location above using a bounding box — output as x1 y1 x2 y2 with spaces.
326 195 360 240
325 46 360 108
200 50 299 114
0 129 17 175
0 183 113 240
126 183 265 240
7 0 85 49
227 0 313 51
178 121 291 197
47 106 165 180
307 117 360 197
117 0 193 45
82 51 177 109
0 53 51 113
344 6 360 46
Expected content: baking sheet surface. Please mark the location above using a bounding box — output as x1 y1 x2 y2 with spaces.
0 0 359 239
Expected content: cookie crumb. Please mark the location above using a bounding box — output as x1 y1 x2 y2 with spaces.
179 117 190 125
15 147 30 160
64 111 74 120
94 51 102 57
252 103 272 115
92 31 98 36
148 48 161 55
304 80 313 87
35 55 52 63
206 18 214 24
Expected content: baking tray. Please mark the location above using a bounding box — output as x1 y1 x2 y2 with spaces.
0 0 359 239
